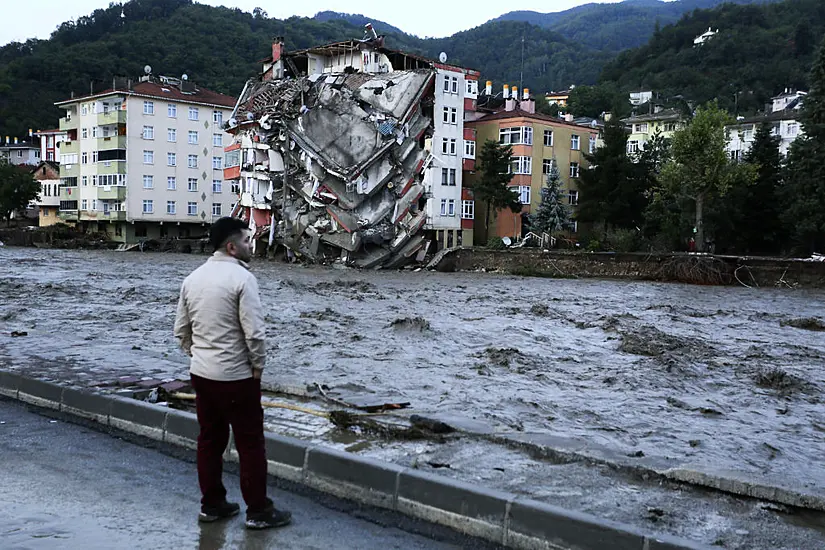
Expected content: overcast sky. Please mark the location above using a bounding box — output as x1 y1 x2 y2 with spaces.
1 0 630 46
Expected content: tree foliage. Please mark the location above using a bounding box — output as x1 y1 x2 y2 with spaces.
474 140 521 231
529 163 571 234
0 160 40 224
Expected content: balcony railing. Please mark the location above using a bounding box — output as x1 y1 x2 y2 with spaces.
59 117 78 131
96 186 126 200
97 110 127 126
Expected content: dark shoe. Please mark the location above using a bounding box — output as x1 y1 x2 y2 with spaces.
198 500 241 523
245 500 292 530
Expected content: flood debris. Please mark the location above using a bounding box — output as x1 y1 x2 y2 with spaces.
754 367 805 394
780 317 825 331
388 316 431 331
225 42 436 268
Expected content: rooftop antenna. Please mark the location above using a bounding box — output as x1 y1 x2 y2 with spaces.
519 31 525 95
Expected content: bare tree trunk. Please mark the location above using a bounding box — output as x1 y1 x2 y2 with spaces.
695 193 705 252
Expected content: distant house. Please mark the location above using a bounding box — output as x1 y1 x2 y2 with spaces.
621 108 684 156
694 27 718 46
0 138 41 166
629 91 653 106
545 89 572 108
726 91 806 160
32 161 61 226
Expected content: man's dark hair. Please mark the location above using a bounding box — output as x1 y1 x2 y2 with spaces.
209 217 248 251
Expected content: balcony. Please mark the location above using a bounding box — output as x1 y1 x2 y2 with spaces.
97 110 127 126
59 186 78 201
97 161 127 175
58 210 79 222
100 210 127 221
96 136 127 149
59 141 79 155
60 164 79 178
59 116 78 132
97 186 126 200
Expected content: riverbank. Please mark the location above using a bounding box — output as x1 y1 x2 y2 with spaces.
429 248 825 288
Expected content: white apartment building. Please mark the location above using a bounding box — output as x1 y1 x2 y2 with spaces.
726 90 806 160
54 75 236 242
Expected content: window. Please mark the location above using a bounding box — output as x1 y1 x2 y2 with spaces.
143 101 154 115
570 162 580 178
81 199 88 210
442 107 449 124
188 131 198 145
443 76 450 93
461 200 474 219
82 128 88 139
92 151 98 163
188 178 198 192
231 182 241 194
787 122 799 136
143 150 154 164
92 127 98 138
743 129 754 141
167 152 176 166
450 108 457 125
513 185 531 205
213 111 223 125
92 199 97 211
167 128 177 142
440 199 448 216
447 199 456 216
188 154 198 168
571 135 580 150
509 156 532 175
212 180 222 193
82 176 88 186
451 77 458 94
188 107 199 121
81 105 88 116
627 141 639 154
142 126 154 140
167 176 177 190
664 122 677 132
166 201 176 215
143 175 154 189
500 127 533 145
589 136 597 153
168 103 177 118
464 140 475 159
542 159 555 174
142 199 153 213
568 190 579 206
212 134 223 147
212 156 222 170
187 201 197 216
634 123 648 133
81 152 88 165
212 203 222 216
441 168 449 185
441 138 457 155
91 175 97 186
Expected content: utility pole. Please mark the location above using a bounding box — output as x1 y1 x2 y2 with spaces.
519 31 525 94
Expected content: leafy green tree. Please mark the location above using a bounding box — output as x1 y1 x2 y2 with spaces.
529 162 571 234
783 36 825 254
474 139 521 233
567 84 622 119
0 160 40 225
656 102 756 251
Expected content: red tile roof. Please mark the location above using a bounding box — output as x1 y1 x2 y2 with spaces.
468 108 595 131
56 79 237 108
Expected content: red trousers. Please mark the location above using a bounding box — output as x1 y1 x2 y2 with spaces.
190 374 268 512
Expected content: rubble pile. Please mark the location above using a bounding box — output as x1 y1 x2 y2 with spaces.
228 68 436 268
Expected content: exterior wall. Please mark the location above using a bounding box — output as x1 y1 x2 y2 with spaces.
0 146 40 166
726 118 803 159
39 206 61 227
626 117 682 154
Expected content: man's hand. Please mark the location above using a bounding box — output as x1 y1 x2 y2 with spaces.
252 368 262 380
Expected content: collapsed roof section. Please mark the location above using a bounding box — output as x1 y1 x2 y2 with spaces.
229 68 436 268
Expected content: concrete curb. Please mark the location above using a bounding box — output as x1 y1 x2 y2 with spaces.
0 372 708 550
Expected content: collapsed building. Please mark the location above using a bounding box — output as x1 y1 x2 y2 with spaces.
223 29 480 268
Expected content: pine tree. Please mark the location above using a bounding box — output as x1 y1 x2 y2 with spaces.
783 37 825 254
529 162 571 234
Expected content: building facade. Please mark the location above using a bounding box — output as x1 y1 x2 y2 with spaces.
34 129 67 162
621 108 684 156
54 76 236 242
726 90 806 160
465 96 598 244
0 138 41 166
32 161 61 226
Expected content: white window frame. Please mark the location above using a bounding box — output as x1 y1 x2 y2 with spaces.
188 178 198 192
510 156 532 175
441 167 449 185
568 190 579 206
212 156 222 170
447 199 456 216
167 128 177 142
188 131 198 145
464 140 475 159
589 136 597 153
212 180 222 193
143 150 154 164
571 135 580 150
167 176 177 190
213 111 223 125
211 203 222 216
166 201 176 214
188 155 198 169
143 175 154 189
168 103 177 118
512 185 531 205
542 159 555 174
461 200 474 219
188 106 199 121
627 141 639 154
142 126 154 140
167 152 177 166
142 199 154 213
81 128 88 139
212 133 223 147
570 162 580 178
187 201 197 216
440 199 447 216
500 126 533 145
143 101 154 115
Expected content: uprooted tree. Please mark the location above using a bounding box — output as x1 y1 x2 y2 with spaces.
529 161 571 234
0 159 40 225
474 139 522 234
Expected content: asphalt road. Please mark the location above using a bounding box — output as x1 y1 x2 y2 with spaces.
0 399 456 550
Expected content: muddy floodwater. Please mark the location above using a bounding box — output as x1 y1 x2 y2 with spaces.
2 247 825 501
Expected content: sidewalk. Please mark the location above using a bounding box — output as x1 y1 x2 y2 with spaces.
0 399 454 550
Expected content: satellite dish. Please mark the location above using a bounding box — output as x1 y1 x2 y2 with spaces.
438 52 448 63
144 65 152 75
181 74 189 81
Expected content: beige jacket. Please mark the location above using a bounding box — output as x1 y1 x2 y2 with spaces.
174 251 266 381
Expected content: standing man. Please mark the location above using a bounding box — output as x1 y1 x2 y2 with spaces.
174 217 291 530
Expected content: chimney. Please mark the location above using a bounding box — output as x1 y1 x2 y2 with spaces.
604 112 612 122
272 36 284 63
512 87 519 102
485 81 492 95
503 84 510 99
14 137 18 144
523 88 530 100
523 98 536 114
505 98 517 112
